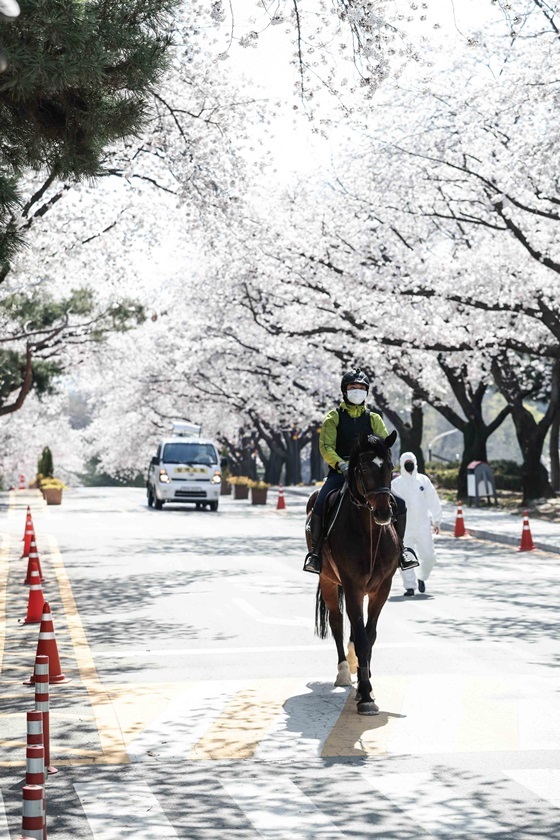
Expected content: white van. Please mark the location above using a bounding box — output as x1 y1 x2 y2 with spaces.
146 422 224 511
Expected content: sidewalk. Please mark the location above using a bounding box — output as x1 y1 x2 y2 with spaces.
282 487 560 555
439 500 560 555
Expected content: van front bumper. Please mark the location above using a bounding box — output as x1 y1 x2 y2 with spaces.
156 481 220 502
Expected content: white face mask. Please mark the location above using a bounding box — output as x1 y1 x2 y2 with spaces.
346 389 366 405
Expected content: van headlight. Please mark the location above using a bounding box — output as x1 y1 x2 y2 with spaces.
159 469 171 484
211 472 221 485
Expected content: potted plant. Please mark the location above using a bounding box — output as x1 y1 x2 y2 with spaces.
228 476 251 500
40 478 66 505
36 447 65 504
248 479 270 505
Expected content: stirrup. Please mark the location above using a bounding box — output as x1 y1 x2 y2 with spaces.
400 546 419 571
303 551 322 575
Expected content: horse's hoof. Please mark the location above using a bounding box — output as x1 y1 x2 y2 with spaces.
357 701 380 716
335 662 353 687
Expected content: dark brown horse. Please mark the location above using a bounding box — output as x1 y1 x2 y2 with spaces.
306 430 399 715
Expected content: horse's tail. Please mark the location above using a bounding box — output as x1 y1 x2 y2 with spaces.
315 584 344 639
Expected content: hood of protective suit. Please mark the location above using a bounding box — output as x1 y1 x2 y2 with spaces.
399 451 418 477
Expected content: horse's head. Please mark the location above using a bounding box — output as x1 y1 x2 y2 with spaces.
348 429 397 525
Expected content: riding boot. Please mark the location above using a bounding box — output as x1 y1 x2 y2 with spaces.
394 509 420 571
303 510 324 574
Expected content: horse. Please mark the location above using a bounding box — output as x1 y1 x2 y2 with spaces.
306 430 400 715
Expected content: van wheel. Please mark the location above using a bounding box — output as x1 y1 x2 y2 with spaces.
209 501 219 511
154 498 163 510
147 487 154 508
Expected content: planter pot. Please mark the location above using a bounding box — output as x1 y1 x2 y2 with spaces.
251 487 268 506
221 479 232 496
43 488 63 505
234 484 249 500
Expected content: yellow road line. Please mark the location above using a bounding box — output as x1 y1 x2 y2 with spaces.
45 534 129 765
0 534 10 672
0 741 102 755
2 756 108 767
189 679 301 760
322 675 408 757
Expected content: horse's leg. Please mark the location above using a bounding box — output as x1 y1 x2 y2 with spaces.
364 578 393 701
320 578 351 686
347 629 358 675
344 588 378 715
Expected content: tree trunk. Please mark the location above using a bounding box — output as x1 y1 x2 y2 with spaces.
374 390 426 472
240 433 258 479
283 430 302 485
510 406 554 502
309 423 323 482
264 450 284 485
491 357 557 503
457 424 489 499
398 398 425 472
550 406 560 492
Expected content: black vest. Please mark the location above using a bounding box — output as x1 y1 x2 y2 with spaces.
336 407 372 459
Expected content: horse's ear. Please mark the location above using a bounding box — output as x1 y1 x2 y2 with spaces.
385 430 397 449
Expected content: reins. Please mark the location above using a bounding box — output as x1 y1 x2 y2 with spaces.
350 458 391 512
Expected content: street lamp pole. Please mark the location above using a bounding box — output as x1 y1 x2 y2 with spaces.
428 429 461 462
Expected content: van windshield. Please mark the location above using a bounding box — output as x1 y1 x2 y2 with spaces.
162 442 218 466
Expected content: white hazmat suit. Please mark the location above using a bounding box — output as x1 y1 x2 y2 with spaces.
391 451 443 592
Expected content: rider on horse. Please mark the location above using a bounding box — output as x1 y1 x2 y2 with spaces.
303 368 420 575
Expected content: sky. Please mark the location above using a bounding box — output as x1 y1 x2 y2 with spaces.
209 0 507 178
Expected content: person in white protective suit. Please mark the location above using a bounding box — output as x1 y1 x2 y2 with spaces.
391 451 443 596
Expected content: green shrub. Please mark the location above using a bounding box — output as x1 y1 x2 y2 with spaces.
423 459 522 492
426 465 459 489
37 446 54 479
490 460 522 491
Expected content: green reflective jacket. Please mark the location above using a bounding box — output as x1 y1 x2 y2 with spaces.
319 402 389 471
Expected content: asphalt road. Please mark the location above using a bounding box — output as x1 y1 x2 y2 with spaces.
1 487 559 839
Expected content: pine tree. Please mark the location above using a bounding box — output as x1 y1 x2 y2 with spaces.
0 0 178 273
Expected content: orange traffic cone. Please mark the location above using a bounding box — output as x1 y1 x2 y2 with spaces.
519 510 535 551
22 508 36 557
277 484 286 510
18 473 26 490
20 562 44 624
24 538 44 584
24 602 71 686
454 501 466 537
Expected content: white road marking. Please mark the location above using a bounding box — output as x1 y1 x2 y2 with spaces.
127 681 245 761
387 675 465 755
233 597 313 627
505 769 560 808
364 771 500 836
0 791 9 839
92 641 450 658
518 678 560 751
254 683 351 761
221 777 344 838
74 780 178 838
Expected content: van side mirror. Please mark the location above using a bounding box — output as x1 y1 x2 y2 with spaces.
151 456 159 466
220 457 228 469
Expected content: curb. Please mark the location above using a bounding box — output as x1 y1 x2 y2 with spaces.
440 522 560 555
283 488 560 555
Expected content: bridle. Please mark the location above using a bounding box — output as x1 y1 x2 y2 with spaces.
349 451 393 513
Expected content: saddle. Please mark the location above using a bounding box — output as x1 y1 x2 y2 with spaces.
322 484 347 537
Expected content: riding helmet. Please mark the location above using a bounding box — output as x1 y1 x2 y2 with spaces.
341 368 370 392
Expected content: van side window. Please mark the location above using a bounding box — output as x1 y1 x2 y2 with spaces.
156 445 161 459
